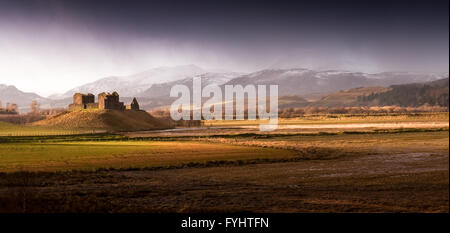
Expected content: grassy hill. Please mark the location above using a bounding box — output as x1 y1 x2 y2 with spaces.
278 95 310 108
33 109 172 132
263 87 391 109
0 121 92 136
359 78 449 107
277 78 449 109
313 86 391 107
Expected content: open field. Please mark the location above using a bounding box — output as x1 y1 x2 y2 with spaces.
0 141 295 172
2 112 448 136
0 113 448 213
123 112 448 137
0 121 100 136
203 112 449 126
2 152 445 213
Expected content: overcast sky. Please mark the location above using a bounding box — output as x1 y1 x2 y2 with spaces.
0 0 448 96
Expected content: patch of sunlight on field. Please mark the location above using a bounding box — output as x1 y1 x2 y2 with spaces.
0 121 100 136
0 141 296 172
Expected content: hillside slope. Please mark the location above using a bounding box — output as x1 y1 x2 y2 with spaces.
313 86 391 107
33 109 172 132
360 78 449 107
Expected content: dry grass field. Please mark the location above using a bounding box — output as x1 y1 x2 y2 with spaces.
0 113 448 213
0 121 98 136
202 112 449 126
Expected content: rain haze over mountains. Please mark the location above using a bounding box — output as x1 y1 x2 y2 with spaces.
0 0 448 110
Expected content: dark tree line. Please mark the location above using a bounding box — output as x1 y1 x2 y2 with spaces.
358 78 449 107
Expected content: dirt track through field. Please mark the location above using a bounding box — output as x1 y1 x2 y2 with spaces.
123 121 449 137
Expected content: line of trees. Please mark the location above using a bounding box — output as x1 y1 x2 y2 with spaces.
150 104 448 121
278 105 448 118
358 79 449 107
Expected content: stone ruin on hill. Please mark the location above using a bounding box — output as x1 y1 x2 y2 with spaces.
69 92 140 111
98 92 124 110
127 98 140 110
69 93 97 110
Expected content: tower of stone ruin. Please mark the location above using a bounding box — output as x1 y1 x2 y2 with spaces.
127 97 140 110
73 93 95 105
98 92 125 110
97 92 107 109
69 93 97 110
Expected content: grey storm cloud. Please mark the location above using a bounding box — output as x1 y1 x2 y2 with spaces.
0 0 448 96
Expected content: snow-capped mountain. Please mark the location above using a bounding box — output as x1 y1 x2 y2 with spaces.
7 66 446 111
52 64 447 101
53 64 206 99
224 68 447 96
137 72 244 98
39 70 244 109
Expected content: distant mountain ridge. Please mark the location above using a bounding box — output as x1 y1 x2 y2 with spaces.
133 68 447 109
52 64 206 99
0 84 47 112
224 68 447 96
136 72 244 99
54 66 447 101
3 66 448 111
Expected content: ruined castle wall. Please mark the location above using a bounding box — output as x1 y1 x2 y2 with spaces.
98 93 106 109
71 92 127 111
104 101 124 110
98 93 124 110
74 93 95 105
130 98 140 110
73 94 83 105
69 104 84 111
85 103 99 109
82 94 95 104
